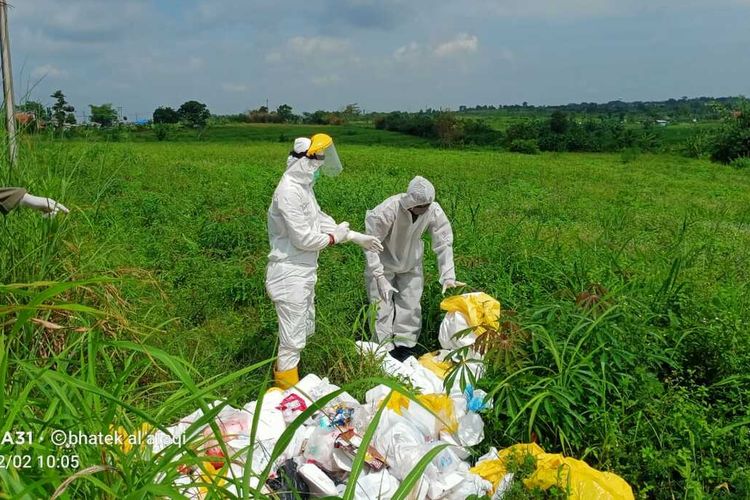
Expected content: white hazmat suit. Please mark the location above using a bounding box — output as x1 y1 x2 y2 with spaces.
266 137 382 381
266 138 340 372
364 176 458 350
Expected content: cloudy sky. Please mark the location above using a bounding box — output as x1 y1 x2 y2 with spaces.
9 0 750 119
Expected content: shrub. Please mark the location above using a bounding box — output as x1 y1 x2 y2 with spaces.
682 131 712 158
509 138 540 154
710 102 750 163
730 156 750 169
153 124 169 141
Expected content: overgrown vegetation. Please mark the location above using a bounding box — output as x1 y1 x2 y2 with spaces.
710 101 750 164
3 115 750 497
374 111 503 147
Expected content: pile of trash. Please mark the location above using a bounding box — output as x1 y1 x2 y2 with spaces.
146 293 634 499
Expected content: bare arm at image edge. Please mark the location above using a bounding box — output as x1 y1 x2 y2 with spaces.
0 187 27 215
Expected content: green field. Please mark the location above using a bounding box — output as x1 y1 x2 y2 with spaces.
3 126 750 497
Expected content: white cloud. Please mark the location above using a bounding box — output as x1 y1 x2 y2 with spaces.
287 36 350 56
311 75 342 86
30 64 67 79
221 83 250 92
265 52 283 63
393 42 422 61
434 34 479 57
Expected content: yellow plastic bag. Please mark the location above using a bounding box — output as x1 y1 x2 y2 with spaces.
384 391 410 415
440 292 501 334
470 443 634 500
417 393 458 433
380 391 458 434
418 352 453 379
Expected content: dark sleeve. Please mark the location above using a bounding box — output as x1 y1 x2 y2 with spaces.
0 187 27 215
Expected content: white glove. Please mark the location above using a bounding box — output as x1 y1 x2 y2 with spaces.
376 275 398 302
347 231 383 253
441 279 467 294
331 222 350 243
19 193 69 217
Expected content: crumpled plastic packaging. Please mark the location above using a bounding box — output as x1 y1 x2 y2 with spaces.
347 468 400 499
150 295 633 500
298 462 339 497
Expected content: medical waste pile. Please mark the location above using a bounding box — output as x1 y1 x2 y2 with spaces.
145 293 634 499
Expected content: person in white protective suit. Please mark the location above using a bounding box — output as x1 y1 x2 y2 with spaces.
266 134 383 388
364 176 465 361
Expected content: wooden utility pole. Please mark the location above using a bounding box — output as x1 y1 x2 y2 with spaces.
0 0 17 169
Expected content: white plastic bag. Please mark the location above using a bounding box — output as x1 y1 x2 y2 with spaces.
372 411 426 481
278 424 314 464
303 417 338 471
457 412 485 447
298 462 338 497
441 470 494 500
365 384 392 405
352 469 400 499
439 310 475 350
401 357 444 394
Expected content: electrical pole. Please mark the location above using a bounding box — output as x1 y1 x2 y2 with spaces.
0 0 17 169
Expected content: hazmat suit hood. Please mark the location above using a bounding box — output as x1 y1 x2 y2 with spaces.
400 176 436 210
285 137 322 185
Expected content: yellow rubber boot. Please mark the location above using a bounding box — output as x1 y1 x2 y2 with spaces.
274 367 299 390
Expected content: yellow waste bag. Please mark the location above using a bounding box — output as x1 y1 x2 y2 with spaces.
417 393 458 433
380 391 457 433
384 390 410 415
440 292 501 334
470 443 634 500
418 352 453 379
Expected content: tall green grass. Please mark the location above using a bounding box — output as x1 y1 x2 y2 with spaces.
3 135 750 497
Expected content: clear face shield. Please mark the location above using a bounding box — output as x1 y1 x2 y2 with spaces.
308 133 342 177
315 143 342 177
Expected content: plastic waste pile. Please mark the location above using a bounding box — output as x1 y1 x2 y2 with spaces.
146 293 634 499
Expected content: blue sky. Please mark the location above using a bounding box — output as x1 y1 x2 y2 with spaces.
9 0 750 120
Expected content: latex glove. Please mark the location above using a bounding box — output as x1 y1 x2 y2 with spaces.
376 275 398 302
347 231 383 253
441 279 467 294
19 193 69 217
331 222 350 243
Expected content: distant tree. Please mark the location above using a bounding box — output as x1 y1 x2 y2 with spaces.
341 103 361 122
50 90 75 130
304 110 331 125
710 100 750 164
433 111 464 147
178 100 210 129
17 100 47 121
276 104 295 122
153 106 180 124
89 103 118 127
65 113 77 125
550 110 569 134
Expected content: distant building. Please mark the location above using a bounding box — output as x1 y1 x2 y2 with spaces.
655 119 669 127
134 118 151 126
